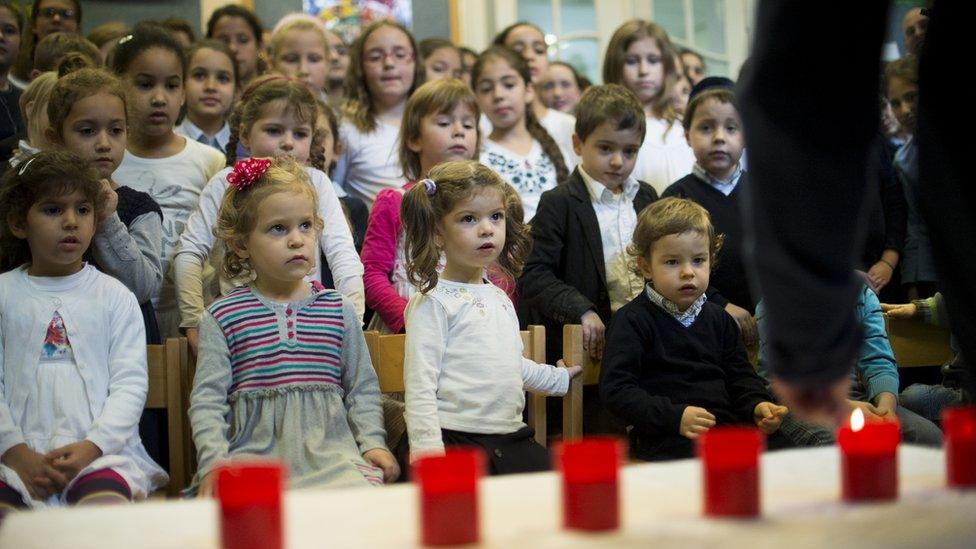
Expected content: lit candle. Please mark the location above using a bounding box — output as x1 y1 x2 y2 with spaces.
413 448 483 546
836 408 900 502
214 460 285 549
942 405 976 488
555 437 623 531
697 427 763 517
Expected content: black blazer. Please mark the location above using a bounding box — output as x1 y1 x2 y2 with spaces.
518 168 658 362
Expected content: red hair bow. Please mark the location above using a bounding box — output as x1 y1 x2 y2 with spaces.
226 158 272 191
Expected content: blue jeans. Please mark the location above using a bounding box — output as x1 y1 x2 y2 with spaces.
778 401 944 447
900 383 964 425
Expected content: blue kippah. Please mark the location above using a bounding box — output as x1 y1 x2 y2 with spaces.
688 76 735 104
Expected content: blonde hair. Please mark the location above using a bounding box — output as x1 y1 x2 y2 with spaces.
627 197 723 278
603 19 679 123
270 18 330 66
20 72 58 150
342 20 423 133
399 78 480 180
214 157 325 280
401 160 531 293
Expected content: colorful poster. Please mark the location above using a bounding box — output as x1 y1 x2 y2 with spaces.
304 0 413 42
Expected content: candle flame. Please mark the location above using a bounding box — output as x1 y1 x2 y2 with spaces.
850 408 865 432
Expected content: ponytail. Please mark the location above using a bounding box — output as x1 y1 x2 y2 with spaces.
401 181 442 294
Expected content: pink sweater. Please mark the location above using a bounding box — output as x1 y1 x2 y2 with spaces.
361 182 516 333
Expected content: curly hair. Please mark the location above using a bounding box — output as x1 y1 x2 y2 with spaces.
627 197 723 280
214 157 324 281
0 151 103 272
401 160 531 293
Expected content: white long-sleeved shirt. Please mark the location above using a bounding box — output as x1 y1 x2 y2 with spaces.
174 165 365 328
331 119 403 208
404 279 569 459
633 116 696 195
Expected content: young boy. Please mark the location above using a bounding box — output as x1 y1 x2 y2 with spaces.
519 84 658 365
600 198 788 460
663 77 756 343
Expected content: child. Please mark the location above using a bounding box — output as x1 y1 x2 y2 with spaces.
206 4 264 89
458 46 477 88
540 61 587 115
0 150 166 510
361 78 480 334
176 40 237 154
315 100 367 249
324 29 349 109
270 18 329 101
188 157 396 492
0 2 23 144
158 17 194 51
28 31 100 81
521 84 656 366
757 283 943 447
663 80 756 343
418 37 461 82
112 23 227 339
86 21 129 64
604 20 695 195
401 160 580 474
680 47 705 85
671 73 691 117
175 76 364 354
886 57 936 301
493 22 576 167
9 0 82 89
472 46 569 221
45 67 164 343
332 20 422 208
600 197 787 461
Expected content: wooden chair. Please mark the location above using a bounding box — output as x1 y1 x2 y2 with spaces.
145 337 192 497
363 326 577 447
560 325 600 441
885 316 953 368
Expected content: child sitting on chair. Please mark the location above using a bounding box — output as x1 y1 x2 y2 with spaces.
600 197 787 460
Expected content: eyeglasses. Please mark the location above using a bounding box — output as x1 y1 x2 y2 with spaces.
364 48 414 66
38 7 77 20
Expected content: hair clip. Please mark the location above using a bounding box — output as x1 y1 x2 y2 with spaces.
117 34 133 45
421 178 436 196
17 157 36 176
226 158 273 191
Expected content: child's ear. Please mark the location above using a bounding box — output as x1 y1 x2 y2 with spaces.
406 134 422 154
636 256 653 281
238 123 251 149
229 238 250 260
571 133 583 156
45 127 61 145
7 213 28 240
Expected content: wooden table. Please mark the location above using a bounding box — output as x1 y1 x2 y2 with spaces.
2 446 973 548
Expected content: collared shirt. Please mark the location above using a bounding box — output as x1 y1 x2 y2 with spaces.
692 162 744 196
579 166 644 312
176 119 230 153
645 283 707 327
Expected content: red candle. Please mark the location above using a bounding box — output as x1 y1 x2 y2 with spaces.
836 408 900 502
942 405 976 488
697 427 763 517
555 436 623 531
414 448 483 546
215 460 286 549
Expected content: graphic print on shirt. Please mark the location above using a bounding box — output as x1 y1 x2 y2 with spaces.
42 312 72 359
483 150 554 195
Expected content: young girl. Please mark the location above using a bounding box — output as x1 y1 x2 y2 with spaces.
111 23 227 339
493 22 577 168
206 4 264 90
540 61 586 115
418 37 461 82
315 100 367 250
176 40 237 154
189 157 396 492
8 71 55 167
324 29 349 110
270 17 329 102
361 78 480 334
604 20 695 195
0 1 23 144
401 160 579 473
0 150 166 510
175 76 364 354
473 46 568 221
45 67 164 343
332 20 423 208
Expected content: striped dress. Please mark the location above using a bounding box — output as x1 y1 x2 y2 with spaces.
188 284 388 490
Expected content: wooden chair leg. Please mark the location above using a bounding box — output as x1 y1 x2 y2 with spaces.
562 324 587 441
527 393 547 446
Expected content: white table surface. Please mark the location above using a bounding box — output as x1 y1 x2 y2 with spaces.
1 446 974 548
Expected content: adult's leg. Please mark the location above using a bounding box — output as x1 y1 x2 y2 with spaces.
896 405 943 447
738 1 890 414
916 1 976 397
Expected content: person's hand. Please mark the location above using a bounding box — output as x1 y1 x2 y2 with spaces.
679 406 716 439
580 310 605 360
363 448 400 483
45 440 103 483
724 303 757 345
185 327 199 357
848 399 885 421
197 472 214 498
772 376 851 427
98 179 118 224
881 302 918 320
2 443 67 500
557 358 583 379
872 392 898 421
867 260 893 291
753 401 789 434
